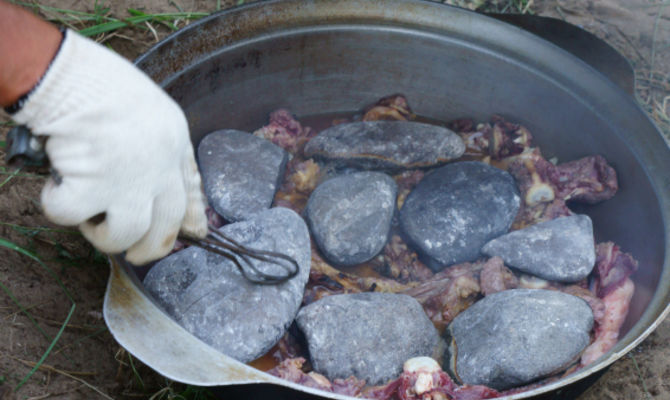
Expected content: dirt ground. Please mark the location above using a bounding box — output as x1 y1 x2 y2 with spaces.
0 0 668 399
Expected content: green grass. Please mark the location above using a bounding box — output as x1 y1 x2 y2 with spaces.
149 383 216 400
128 353 146 391
0 237 76 391
11 0 210 38
0 167 22 190
629 352 653 400
78 10 209 37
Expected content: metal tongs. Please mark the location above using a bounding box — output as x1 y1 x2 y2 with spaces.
179 226 300 285
5 125 300 285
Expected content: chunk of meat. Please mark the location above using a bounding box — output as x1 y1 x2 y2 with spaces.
362 94 415 121
273 332 304 363
275 159 322 213
503 148 617 210
502 147 617 229
559 284 606 325
581 278 634 366
554 155 618 204
381 235 434 283
455 116 532 159
403 262 482 331
518 274 551 289
364 357 500 400
206 206 225 228
394 170 425 209
458 129 490 157
303 250 415 305
446 118 475 133
576 243 639 365
592 242 639 297
268 357 366 396
253 109 316 154
486 115 533 160
504 148 558 207
511 198 573 231
479 257 519 296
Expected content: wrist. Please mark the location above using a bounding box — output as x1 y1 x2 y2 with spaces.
0 1 63 109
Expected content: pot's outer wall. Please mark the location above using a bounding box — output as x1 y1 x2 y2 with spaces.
125 0 669 398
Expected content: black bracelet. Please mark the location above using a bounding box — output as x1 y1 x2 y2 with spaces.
4 27 67 115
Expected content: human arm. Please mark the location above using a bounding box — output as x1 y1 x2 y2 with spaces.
0 1 208 264
0 0 61 107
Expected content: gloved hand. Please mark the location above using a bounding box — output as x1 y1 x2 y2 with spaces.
11 29 208 265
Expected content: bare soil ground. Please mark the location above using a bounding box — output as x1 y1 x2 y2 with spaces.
0 0 668 399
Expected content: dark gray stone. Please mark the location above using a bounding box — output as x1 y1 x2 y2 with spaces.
304 121 465 170
482 215 596 282
296 293 442 385
198 129 288 222
447 289 593 391
143 208 310 363
306 171 397 266
399 161 520 271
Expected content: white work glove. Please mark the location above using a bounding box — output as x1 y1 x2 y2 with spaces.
11 29 208 265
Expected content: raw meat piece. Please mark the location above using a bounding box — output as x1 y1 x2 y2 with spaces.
362 94 415 121
511 198 573 230
560 285 606 326
504 148 558 207
592 242 639 297
581 278 635 366
363 357 500 400
381 235 434 283
302 250 414 305
554 155 618 204
579 243 638 365
503 147 617 208
394 170 425 209
402 262 483 331
205 206 225 228
253 109 316 154
453 116 532 159
275 158 322 214
268 357 366 396
458 129 490 157
486 115 534 160
479 256 519 296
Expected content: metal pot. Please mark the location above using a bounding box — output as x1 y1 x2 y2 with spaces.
103 1 670 399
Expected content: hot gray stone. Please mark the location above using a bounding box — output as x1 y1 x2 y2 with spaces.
296 293 442 385
482 215 596 282
143 208 310 363
198 129 288 222
446 289 594 391
304 121 465 170
306 171 397 266
399 161 520 271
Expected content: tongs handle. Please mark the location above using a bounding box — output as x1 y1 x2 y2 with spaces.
179 226 300 285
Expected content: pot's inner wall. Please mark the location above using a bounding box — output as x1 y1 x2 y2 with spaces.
162 26 664 338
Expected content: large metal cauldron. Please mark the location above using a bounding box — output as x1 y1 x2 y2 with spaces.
103 1 670 399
